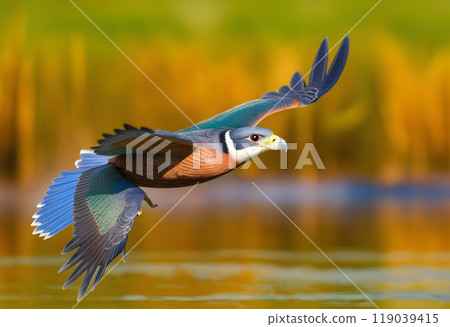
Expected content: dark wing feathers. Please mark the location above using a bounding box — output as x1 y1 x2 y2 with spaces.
178 35 349 132
260 36 349 109
92 124 193 156
59 164 145 300
316 36 350 96
93 124 154 155
308 37 329 88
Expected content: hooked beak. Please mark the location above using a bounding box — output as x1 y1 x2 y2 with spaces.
261 134 288 151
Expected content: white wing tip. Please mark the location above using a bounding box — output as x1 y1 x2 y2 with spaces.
76 149 96 167
43 233 54 240
32 227 52 239
32 228 43 235
30 220 41 227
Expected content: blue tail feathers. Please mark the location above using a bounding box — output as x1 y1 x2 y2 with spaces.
32 150 112 239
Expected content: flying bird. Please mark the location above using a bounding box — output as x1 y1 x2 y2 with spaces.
32 36 350 300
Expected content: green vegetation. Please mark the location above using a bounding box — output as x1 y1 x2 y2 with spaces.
0 0 449 183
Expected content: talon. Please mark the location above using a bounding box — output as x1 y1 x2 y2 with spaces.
144 194 158 208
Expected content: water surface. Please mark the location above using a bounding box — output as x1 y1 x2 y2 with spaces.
0 179 449 308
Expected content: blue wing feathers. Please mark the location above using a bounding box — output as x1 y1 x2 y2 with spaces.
34 207 72 228
32 150 112 239
57 164 144 300
76 150 113 169
32 177 79 238
43 217 73 239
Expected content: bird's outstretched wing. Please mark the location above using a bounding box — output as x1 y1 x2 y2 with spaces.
179 36 349 132
59 164 145 301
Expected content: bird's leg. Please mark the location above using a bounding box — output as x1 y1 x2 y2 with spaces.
144 194 158 208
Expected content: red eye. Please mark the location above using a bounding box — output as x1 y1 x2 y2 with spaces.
249 134 260 142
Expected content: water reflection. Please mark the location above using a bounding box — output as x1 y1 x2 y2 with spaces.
0 179 449 308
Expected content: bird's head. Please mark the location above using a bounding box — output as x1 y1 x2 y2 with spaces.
225 126 288 164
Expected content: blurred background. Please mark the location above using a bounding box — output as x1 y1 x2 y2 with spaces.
0 0 449 308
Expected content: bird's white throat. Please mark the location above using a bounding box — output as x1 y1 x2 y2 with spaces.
224 131 269 164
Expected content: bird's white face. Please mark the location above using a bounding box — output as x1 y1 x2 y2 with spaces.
225 127 288 164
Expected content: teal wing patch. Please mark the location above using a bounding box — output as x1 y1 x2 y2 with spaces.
178 98 282 131
85 166 135 234
59 164 145 300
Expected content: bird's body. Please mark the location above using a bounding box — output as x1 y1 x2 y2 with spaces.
110 151 234 188
32 36 350 300
108 129 238 188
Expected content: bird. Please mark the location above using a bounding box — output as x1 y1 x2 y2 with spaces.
32 36 350 300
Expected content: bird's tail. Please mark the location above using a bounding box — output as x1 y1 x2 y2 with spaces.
31 150 112 239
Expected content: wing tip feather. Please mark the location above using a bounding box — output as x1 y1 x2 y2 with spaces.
262 35 349 107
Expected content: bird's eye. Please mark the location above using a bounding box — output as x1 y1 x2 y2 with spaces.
249 134 260 142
